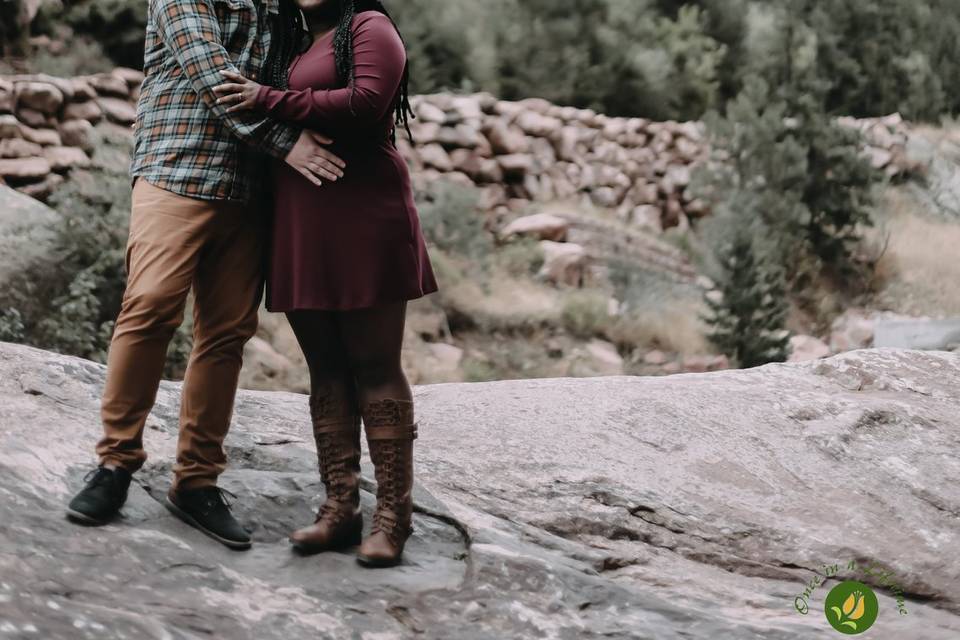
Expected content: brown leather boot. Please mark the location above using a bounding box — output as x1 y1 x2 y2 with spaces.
289 414 363 554
357 399 418 568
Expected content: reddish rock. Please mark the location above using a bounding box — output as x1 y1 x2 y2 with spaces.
0 138 44 159
500 212 569 242
44 146 91 172
63 100 103 123
111 67 146 90
483 120 528 155
88 73 130 98
58 119 95 151
538 240 587 287
0 157 52 183
15 81 64 114
16 107 54 128
0 79 14 114
19 125 61 146
97 97 136 125
497 153 534 178
14 171 64 201
419 143 453 172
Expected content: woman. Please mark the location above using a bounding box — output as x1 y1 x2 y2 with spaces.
213 0 437 568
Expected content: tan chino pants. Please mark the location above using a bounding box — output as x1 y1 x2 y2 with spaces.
96 179 264 490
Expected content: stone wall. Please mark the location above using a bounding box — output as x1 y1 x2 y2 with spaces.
1 69 925 220
0 68 141 200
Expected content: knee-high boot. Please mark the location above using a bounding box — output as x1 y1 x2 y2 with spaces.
289 398 363 553
357 399 417 568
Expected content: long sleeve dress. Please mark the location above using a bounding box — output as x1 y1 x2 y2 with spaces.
253 10 438 312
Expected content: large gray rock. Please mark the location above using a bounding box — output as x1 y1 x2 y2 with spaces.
0 343 959 639
0 184 60 288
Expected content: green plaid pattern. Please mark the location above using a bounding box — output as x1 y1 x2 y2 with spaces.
131 0 300 201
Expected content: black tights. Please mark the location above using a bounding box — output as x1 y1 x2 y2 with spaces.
286 302 412 421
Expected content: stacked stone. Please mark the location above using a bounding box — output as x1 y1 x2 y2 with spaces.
0 68 142 200
403 93 711 236
837 113 927 179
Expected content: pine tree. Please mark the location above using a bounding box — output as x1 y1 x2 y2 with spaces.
704 231 791 369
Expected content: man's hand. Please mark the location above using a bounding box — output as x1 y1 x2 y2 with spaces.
285 131 346 187
213 70 262 113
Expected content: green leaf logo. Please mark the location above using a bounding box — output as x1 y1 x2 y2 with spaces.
824 581 879 635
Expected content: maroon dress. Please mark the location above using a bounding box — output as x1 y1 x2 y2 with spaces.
254 11 438 311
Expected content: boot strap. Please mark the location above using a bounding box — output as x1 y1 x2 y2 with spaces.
313 418 361 436
366 422 418 441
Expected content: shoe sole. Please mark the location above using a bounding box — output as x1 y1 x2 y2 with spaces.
65 508 111 526
356 553 403 568
163 496 252 551
290 531 362 556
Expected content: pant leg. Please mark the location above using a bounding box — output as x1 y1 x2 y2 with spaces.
97 180 216 471
173 201 266 490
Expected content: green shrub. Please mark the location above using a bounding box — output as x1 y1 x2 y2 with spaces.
495 238 545 277
0 127 192 377
560 290 611 339
415 180 493 266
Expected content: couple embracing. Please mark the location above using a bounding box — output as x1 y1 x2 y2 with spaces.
65 0 438 569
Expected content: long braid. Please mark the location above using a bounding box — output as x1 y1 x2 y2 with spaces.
332 0 415 143
261 0 305 89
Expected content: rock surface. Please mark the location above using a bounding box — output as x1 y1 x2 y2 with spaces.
1 344 959 638
0 184 60 288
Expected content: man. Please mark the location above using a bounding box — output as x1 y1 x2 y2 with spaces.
65 0 344 550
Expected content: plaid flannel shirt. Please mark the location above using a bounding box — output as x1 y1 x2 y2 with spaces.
131 0 300 201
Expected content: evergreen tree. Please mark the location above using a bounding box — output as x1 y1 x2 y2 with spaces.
704 231 790 369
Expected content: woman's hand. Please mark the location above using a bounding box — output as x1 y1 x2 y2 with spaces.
212 70 263 113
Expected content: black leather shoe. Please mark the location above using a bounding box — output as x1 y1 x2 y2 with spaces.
164 486 252 550
66 467 132 525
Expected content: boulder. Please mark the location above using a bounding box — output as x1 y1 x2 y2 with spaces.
57 119 95 150
483 120 529 155
496 153 534 178
14 171 64 201
15 106 51 128
0 114 24 138
1 345 959 637
830 309 876 353
0 185 61 287
874 318 960 351
418 143 453 172
537 240 587 286
63 99 103 123
0 138 43 159
573 339 625 376
43 146 91 172
0 157 51 182
15 81 64 114
415 101 447 124
500 212 569 242
97 97 137 125
111 67 146 90
789 335 832 362
0 78 13 113
87 73 131 98
19 124 61 146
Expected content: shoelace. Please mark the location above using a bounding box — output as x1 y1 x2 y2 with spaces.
195 486 239 516
83 467 115 487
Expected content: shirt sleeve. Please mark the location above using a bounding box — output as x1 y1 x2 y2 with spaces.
253 12 405 130
152 0 299 159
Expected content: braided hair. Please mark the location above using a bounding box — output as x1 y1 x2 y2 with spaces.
263 0 415 143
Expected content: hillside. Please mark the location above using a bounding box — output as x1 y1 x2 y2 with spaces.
3 69 960 392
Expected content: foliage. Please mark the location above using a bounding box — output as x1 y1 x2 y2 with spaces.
698 74 878 297
34 0 147 70
560 290 611 339
415 180 493 265
703 231 790 368
0 127 192 377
